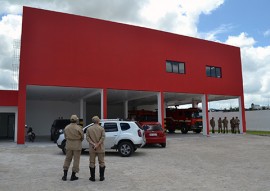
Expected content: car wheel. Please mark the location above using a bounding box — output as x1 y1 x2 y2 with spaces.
118 141 134 157
194 129 202 133
161 143 166 148
181 125 188 134
61 140 66 155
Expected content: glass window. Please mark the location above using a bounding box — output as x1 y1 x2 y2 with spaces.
166 61 172 72
166 60 185 74
104 123 118 132
120 123 130 131
206 65 222 78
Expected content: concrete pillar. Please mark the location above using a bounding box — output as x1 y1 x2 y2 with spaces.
101 89 107 119
201 94 209 136
79 99 86 126
157 92 165 128
124 101 128 119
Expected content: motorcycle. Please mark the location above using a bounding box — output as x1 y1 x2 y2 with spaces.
27 126 36 142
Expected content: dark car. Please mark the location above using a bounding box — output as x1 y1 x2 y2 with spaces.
50 119 70 142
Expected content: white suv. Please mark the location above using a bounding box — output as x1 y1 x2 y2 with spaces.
57 119 145 157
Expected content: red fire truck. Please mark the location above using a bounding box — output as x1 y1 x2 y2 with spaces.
165 108 203 134
128 108 203 134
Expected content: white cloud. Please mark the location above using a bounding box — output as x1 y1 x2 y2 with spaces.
224 33 270 107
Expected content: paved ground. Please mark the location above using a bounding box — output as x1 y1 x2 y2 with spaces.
0 133 270 191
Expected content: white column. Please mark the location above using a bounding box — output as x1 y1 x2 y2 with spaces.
80 99 86 126
238 96 243 133
157 92 162 123
124 101 128 119
201 94 209 136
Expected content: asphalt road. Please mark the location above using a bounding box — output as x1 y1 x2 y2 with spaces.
0 133 269 191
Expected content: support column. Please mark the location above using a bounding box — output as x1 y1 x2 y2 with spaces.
124 101 128 119
238 96 246 133
101 89 107 119
201 94 210 136
80 99 86 126
17 86 26 144
157 92 165 128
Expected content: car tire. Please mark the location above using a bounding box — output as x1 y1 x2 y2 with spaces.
161 143 166 148
181 124 188 134
61 140 66 155
194 129 202 133
118 141 134 157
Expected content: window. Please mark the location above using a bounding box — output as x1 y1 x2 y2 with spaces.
206 66 222 78
104 123 118 132
166 60 185 74
120 123 130 131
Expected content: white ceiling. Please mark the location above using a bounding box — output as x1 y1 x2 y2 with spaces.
26 85 238 107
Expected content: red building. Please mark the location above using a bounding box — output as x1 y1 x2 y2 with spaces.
0 7 246 144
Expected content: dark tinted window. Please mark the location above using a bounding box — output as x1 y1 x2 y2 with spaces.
104 123 118 132
120 123 130 131
53 120 70 129
206 66 222 78
143 124 163 131
166 60 185 74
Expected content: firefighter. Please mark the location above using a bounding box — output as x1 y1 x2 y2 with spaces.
218 117 222 133
222 117 228 133
234 117 240 134
86 116 106 181
62 115 84 181
210 117 215 133
230 117 235 133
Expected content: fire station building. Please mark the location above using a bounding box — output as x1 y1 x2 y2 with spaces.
0 7 246 144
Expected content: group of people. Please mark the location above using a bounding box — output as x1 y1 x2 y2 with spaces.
210 116 240 134
61 115 106 182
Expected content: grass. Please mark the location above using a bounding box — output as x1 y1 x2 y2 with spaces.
246 130 270 136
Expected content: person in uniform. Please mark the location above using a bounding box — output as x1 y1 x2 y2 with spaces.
222 117 228 133
234 117 240 134
218 117 222 133
210 117 215 134
61 115 84 181
230 117 235 133
86 116 106 181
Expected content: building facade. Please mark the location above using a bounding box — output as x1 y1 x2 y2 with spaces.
0 7 246 144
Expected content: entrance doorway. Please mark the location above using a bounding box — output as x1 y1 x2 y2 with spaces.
0 113 15 140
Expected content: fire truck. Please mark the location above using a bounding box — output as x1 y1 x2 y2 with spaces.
128 108 202 134
165 108 203 134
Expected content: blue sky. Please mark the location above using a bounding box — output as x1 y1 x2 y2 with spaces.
0 0 270 109
198 0 270 46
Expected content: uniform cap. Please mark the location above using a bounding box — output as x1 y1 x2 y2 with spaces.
92 116 100 123
70 115 79 121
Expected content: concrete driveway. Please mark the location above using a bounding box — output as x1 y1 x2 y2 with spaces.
0 133 269 191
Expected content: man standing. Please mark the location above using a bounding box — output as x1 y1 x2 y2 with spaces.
234 117 240 134
86 116 106 181
222 117 228 133
230 117 235 133
218 117 222 133
210 117 215 134
62 115 84 181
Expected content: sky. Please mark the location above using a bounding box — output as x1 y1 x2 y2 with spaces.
0 0 270 109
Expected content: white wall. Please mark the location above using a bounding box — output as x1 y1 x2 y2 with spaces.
26 100 80 136
209 110 270 131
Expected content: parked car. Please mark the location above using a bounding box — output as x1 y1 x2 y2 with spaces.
140 122 166 148
57 119 145 157
50 118 83 143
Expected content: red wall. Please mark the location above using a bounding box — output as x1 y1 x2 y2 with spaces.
20 7 244 97
0 90 18 106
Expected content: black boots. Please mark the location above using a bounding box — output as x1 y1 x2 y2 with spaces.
89 166 105 181
70 172 79 181
89 167 95 182
99 166 106 181
62 170 68 181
